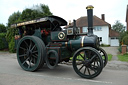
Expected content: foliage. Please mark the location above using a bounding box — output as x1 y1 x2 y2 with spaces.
70 54 113 61
112 20 125 33
20 8 37 21
119 31 128 45
6 4 53 53
117 54 128 62
9 37 15 53
20 4 52 21
0 33 8 50
39 4 53 17
5 27 16 52
118 46 122 53
122 35 128 45
8 4 53 26
6 27 16 42
100 44 110 47
8 11 21 27
108 54 112 61
0 23 6 33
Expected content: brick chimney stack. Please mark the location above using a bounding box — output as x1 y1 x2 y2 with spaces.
101 14 105 21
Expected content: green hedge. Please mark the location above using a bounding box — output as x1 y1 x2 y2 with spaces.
9 37 15 53
6 28 16 53
0 33 8 50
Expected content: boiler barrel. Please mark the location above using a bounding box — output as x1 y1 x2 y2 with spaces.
63 35 99 51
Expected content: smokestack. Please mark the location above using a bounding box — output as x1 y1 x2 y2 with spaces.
86 5 94 35
101 14 105 21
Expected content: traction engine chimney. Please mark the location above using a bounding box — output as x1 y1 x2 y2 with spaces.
86 5 94 35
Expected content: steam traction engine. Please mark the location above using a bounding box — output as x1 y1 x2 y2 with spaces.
12 5 108 79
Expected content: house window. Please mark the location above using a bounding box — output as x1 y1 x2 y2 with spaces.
98 37 102 41
111 37 115 39
111 37 119 40
82 27 88 33
116 37 119 39
94 26 102 31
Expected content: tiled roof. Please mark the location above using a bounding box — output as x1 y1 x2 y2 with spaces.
109 29 120 37
67 15 110 28
65 15 120 37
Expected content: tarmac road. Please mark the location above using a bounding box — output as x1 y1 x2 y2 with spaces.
0 52 128 85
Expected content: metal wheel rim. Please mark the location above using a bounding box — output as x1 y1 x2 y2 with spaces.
98 48 108 67
73 47 103 79
17 36 42 71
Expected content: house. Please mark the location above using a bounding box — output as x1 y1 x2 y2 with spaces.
109 29 120 46
66 14 119 46
126 5 128 31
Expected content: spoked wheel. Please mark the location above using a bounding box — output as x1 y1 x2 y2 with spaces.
17 36 46 71
98 48 108 67
73 47 103 79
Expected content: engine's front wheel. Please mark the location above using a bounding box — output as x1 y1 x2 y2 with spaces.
72 47 103 79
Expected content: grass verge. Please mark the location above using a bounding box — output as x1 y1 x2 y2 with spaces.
70 54 113 61
108 54 112 61
117 53 128 62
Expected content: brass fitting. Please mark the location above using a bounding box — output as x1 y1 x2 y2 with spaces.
86 5 94 10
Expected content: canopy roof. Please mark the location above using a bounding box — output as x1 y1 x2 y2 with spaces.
11 16 67 28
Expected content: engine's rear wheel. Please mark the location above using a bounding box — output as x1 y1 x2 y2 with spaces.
17 36 45 71
73 47 103 79
98 47 108 67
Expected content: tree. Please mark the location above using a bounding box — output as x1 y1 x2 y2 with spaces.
39 4 53 17
0 23 6 33
20 4 53 21
6 4 53 52
112 20 125 33
8 4 53 27
122 34 128 45
8 11 21 27
119 31 128 45
20 8 36 21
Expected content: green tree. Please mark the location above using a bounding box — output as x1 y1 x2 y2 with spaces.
20 4 53 21
20 8 36 21
112 20 125 33
7 4 53 52
8 11 21 27
122 34 128 45
119 31 128 45
8 4 53 27
38 4 53 17
0 33 8 50
0 23 6 33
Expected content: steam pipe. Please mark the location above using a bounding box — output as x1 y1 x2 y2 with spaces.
86 5 94 35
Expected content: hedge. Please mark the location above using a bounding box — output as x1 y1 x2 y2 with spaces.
9 37 15 53
6 28 16 53
0 33 8 50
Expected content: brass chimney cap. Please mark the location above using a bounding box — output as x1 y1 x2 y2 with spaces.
86 5 94 10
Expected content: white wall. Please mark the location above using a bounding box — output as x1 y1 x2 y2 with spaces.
93 26 110 45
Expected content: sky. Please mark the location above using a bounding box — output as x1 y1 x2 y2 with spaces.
0 0 128 26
